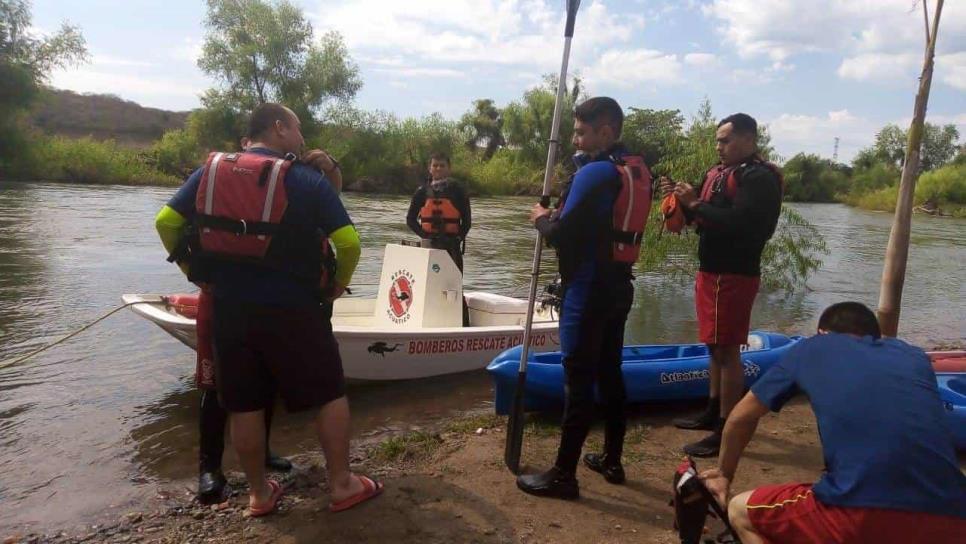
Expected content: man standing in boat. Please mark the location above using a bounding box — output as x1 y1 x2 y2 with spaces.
518 97 652 499
661 113 783 458
155 103 382 516
699 302 966 542
406 152 472 272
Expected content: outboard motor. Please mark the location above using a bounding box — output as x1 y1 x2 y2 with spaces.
540 275 563 314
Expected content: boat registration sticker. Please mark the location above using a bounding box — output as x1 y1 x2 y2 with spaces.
387 270 415 323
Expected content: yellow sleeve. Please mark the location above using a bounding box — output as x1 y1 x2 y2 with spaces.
155 205 190 276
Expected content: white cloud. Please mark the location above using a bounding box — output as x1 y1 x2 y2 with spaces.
313 0 642 69
49 69 203 104
91 54 154 68
837 53 919 82
938 51 966 91
583 49 682 89
704 0 966 64
684 52 717 67
171 37 203 64
767 109 877 161
374 67 467 79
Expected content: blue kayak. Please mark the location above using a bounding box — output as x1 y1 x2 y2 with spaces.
487 331 803 415
936 372 966 451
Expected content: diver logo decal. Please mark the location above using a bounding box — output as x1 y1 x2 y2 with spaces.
368 342 403 357
387 270 415 323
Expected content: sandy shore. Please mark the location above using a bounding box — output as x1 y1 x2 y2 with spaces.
2 397 850 544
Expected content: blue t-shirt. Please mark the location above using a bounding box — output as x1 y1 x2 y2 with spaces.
167 147 352 305
752 333 966 518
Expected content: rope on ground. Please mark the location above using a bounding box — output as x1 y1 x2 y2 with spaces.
0 298 161 370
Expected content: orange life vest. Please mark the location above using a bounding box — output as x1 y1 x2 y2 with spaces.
660 193 686 234
418 183 462 236
610 154 653 263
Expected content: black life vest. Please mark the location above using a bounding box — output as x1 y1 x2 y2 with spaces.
696 156 784 234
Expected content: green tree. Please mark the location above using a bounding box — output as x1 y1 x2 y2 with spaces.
782 153 847 202
656 98 718 185
621 107 684 167
198 0 361 125
502 75 583 167
0 0 86 162
864 122 959 172
873 124 907 166
920 123 960 171
460 99 505 160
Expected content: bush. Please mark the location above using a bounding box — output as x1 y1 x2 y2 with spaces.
639 205 827 291
916 163 966 206
152 128 204 177
8 134 179 185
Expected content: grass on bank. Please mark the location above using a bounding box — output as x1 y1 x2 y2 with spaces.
844 163 966 218
5 134 181 186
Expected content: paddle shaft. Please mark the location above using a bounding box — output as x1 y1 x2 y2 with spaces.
505 0 580 474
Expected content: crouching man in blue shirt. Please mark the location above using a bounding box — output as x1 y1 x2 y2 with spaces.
699 301 965 543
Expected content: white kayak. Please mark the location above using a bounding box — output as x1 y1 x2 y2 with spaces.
124 244 559 381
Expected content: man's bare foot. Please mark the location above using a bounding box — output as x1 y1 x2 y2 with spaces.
329 472 366 503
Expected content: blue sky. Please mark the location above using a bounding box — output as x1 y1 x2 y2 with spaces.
33 0 966 162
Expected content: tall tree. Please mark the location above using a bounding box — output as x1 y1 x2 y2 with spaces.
878 0 944 337
621 107 684 167
460 99 505 160
198 0 361 124
0 0 86 161
502 74 583 167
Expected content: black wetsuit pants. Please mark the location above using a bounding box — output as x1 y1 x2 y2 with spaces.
199 389 275 473
554 281 634 475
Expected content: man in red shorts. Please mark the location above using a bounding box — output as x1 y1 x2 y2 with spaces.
660 113 783 457
699 302 966 543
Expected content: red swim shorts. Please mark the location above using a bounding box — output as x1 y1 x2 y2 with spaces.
746 483 965 544
694 271 760 345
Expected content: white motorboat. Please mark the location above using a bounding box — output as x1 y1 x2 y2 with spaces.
124 244 559 380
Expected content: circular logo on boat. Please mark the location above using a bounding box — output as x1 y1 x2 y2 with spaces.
387 270 415 323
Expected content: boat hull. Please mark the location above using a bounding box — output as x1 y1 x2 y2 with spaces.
122 293 560 381
937 372 966 451
486 332 802 415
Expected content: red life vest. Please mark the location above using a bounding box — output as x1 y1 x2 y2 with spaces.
194 151 291 259
418 183 462 236
188 151 333 292
610 154 653 263
696 157 784 228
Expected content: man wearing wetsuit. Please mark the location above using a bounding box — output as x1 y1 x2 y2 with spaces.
661 113 783 458
517 97 635 499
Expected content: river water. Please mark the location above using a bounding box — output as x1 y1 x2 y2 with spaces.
0 181 963 533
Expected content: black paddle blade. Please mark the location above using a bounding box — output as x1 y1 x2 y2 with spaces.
503 370 528 474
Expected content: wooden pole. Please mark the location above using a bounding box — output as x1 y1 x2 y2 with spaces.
877 0 944 337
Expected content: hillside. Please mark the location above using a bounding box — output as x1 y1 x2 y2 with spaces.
28 89 190 148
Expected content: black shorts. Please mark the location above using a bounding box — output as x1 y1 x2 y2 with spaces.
212 298 345 413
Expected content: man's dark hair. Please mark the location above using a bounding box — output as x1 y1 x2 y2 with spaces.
574 96 624 138
718 113 758 138
817 302 882 339
429 152 450 165
247 102 292 140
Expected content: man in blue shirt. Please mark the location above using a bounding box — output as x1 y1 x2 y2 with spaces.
700 302 965 543
517 97 636 499
155 103 382 516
